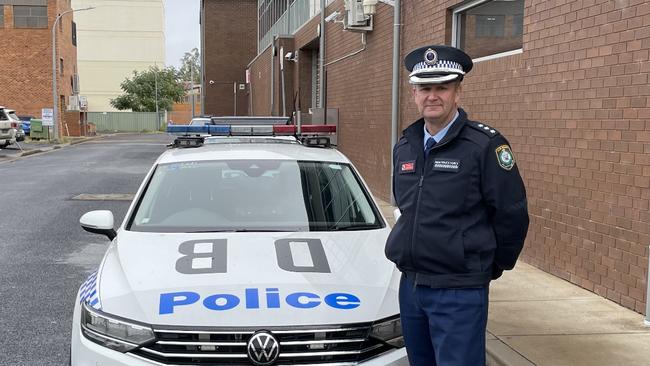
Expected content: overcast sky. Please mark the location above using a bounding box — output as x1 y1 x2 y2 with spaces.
165 0 200 68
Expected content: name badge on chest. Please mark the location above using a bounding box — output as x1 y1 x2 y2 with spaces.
433 158 460 172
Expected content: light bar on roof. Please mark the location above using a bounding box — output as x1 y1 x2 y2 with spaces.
166 123 335 137
209 125 231 135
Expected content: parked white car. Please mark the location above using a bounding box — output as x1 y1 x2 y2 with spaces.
0 106 25 148
71 124 407 366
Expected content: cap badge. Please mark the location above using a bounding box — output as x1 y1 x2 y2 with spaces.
495 145 515 171
424 48 438 66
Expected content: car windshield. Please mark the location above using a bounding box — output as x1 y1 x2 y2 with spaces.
128 159 383 232
8 112 20 121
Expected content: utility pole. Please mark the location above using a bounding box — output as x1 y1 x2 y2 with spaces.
52 6 94 141
190 64 195 118
154 64 159 129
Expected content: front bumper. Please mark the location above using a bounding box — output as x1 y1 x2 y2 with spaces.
71 302 408 366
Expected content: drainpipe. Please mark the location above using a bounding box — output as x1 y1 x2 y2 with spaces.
390 0 401 205
319 0 326 110
270 42 275 115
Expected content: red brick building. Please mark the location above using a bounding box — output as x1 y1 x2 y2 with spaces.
0 0 79 133
203 0 650 314
200 0 257 116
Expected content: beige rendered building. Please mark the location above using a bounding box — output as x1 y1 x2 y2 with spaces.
71 0 165 111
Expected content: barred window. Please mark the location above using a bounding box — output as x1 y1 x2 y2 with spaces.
453 0 524 60
14 5 48 29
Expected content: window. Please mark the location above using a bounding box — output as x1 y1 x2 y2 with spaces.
14 5 48 29
453 0 524 60
72 21 77 46
475 15 504 38
128 160 382 233
0 6 4 28
60 58 64 76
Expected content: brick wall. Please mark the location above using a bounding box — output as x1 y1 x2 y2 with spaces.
0 0 78 134
202 0 257 116
249 45 273 115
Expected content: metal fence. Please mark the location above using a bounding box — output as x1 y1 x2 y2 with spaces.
87 112 163 132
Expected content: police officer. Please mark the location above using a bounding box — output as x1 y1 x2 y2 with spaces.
385 45 529 365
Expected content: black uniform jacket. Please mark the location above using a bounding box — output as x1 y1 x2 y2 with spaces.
386 108 529 288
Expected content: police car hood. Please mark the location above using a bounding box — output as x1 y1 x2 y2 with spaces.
97 231 400 327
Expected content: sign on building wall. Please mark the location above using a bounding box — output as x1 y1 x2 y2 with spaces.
42 108 53 126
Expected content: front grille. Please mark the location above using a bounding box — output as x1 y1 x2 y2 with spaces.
131 322 396 365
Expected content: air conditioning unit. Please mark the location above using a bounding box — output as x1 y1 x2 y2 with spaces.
69 95 80 111
344 0 374 32
72 74 80 94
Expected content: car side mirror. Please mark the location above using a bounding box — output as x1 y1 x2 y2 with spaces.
80 210 116 241
393 208 401 222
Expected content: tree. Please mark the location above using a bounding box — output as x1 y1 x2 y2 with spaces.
177 47 201 85
110 66 185 112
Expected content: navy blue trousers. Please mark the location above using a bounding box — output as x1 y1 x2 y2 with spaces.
399 275 488 366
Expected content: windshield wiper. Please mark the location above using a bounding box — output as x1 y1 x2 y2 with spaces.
326 224 381 231
187 229 288 233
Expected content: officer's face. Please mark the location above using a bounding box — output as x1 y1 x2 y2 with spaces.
412 82 461 124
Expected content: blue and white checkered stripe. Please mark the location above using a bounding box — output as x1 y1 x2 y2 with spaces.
412 60 463 73
79 271 101 310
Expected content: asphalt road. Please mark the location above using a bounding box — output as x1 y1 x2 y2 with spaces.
0 133 173 365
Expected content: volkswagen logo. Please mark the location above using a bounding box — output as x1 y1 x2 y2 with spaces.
247 331 280 365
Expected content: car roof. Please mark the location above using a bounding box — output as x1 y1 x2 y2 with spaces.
157 138 350 165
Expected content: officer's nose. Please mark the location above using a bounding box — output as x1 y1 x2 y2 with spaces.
425 90 439 101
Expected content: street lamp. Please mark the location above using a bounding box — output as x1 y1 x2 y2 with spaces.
52 6 94 141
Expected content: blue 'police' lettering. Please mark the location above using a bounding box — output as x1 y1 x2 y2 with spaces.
324 293 361 309
159 291 200 315
159 288 360 314
203 294 240 311
245 288 259 309
266 288 280 308
285 292 321 308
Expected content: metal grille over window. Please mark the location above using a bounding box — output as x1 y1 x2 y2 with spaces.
131 322 395 365
454 0 524 60
13 5 48 29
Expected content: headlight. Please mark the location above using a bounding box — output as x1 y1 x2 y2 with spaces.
80 302 156 352
369 315 404 348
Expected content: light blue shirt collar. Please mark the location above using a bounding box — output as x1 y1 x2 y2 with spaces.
424 110 459 149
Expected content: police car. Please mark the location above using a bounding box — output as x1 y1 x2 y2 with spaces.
71 120 407 365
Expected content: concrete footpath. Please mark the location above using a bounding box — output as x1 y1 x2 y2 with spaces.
375 199 650 366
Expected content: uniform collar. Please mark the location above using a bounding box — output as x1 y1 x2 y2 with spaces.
404 108 469 159
423 110 459 148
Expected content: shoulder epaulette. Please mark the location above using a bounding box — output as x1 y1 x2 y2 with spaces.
467 122 500 137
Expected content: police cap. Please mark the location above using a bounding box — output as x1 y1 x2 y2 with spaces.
404 45 473 85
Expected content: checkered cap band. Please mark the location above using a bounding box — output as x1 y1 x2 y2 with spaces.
412 60 464 74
